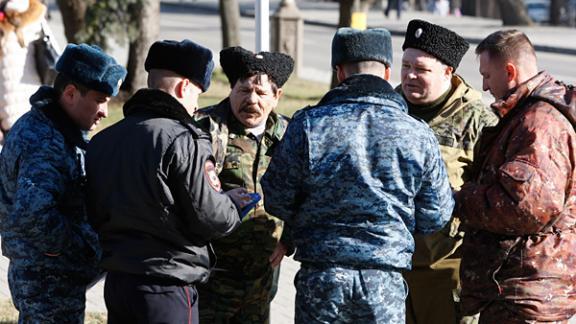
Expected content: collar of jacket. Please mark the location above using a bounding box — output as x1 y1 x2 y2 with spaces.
318 74 406 111
123 88 195 124
489 71 576 133
204 97 287 142
491 71 560 119
30 86 88 150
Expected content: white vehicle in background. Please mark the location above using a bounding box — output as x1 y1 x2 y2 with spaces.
524 0 550 23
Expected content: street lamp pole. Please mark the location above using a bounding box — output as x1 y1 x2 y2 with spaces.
256 0 270 51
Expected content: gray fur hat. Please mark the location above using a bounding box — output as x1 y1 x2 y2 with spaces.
402 19 469 69
55 44 126 96
331 28 393 68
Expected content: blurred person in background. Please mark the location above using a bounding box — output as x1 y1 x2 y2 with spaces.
0 0 47 149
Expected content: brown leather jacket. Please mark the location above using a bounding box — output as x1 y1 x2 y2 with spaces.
456 72 576 321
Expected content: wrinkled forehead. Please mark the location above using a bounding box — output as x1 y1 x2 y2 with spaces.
236 73 275 91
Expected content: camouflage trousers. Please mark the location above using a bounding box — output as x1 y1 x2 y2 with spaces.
198 266 276 324
479 302 569 324
8 263 88 324
295 265 408 324
404 258 478 324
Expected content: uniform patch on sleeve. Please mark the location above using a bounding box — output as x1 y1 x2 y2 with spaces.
205 160 222 192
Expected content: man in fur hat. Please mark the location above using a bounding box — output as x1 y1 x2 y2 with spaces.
0 43 125 324
398 19 498 324
86 39 248 324
261 27 453 323
193 46 294 324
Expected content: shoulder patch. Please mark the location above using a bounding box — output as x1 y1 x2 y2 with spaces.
204 160 222 192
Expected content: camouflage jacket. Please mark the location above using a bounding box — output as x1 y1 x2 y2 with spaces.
261 74 454 271
0 86 100 280
194 99 289 279
406 75 498 268
457 72 576 321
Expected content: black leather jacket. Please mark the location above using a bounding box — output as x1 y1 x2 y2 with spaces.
86 89 241 284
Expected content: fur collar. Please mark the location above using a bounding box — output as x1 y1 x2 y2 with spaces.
0 0 45 48
30 86 89 150
318 74 404 109
123 88 195 124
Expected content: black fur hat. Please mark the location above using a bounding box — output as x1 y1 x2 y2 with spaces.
331 28 393 68
220 47 294 88
402 19 469 69
145 39 214 92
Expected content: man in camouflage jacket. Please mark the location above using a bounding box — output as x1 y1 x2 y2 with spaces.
193 46 293 323
457 30 576 323
399 20 498 324
262 28 453 323
0 44 125 323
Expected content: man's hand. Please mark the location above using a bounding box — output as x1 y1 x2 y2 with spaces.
269 241 288 268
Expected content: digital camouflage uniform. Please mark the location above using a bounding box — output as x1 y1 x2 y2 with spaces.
402 75 498 324
0 87 101 324
194 98 289 324
261 74 454 323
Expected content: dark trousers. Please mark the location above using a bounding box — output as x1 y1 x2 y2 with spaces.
8 263 88 324
105 271 199 324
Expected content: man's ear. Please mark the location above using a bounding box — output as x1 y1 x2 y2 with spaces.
505 62 517 83
274 88 283 101
175 78 190 99
444 65 454 79
384 66 391 81
61 84 78 106
336 65 346 83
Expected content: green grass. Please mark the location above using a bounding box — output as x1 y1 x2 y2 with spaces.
98 69 329 131
0 299 106 324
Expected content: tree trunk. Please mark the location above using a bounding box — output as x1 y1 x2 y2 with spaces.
121 0 160 95
478 0 500 19
498 0 533 25
219 0 241 48
461 0 476 16
550 0 565 25
338 0 354 27
55 0 88 43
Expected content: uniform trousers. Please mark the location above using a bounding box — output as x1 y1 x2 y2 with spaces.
8 263 88 324
295 265 407 324
104 271 198 324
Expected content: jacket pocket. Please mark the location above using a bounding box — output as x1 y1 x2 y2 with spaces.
499 160 536 202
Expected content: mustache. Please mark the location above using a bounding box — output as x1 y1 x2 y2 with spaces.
239 105 260 114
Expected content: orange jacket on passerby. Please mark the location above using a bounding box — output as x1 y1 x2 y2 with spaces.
456 72 576 322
